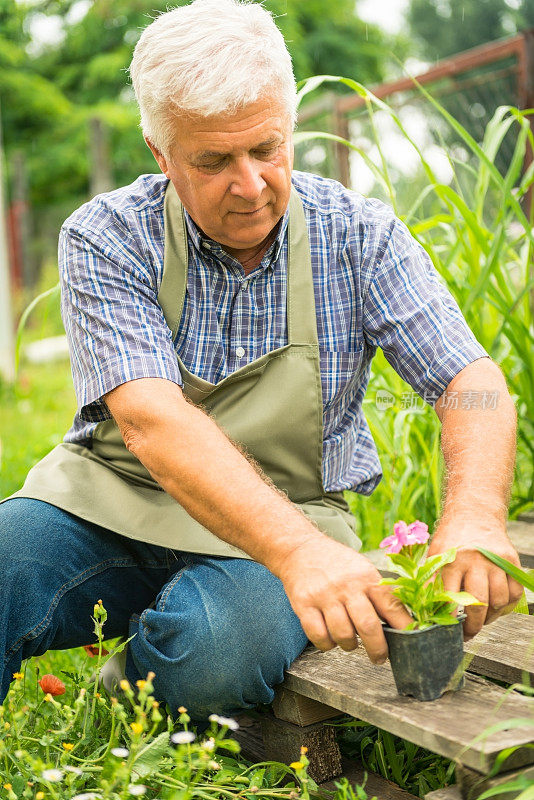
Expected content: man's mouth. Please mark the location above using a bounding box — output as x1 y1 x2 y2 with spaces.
232 205 266 216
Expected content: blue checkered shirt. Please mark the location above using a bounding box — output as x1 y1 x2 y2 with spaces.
59 170 488 494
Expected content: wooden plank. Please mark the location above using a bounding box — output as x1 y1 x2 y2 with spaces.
272 686 342 725
234 714 266 764
425 789 461 800
457 764 534 800
507 521 534 567
464 614 534 684
282 646 534 773
260 712 342 784
321 756 420 800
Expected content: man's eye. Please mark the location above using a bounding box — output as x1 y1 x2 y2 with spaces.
202 161 226 172
254 147 277 158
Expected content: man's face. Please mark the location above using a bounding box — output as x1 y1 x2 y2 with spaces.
147 98 294 258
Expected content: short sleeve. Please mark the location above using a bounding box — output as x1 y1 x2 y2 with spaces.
362 215 489 405
59 220 183 423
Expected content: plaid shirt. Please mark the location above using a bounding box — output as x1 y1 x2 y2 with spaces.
59 170 488 495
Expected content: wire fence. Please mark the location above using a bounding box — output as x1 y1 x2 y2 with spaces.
294 29 534 214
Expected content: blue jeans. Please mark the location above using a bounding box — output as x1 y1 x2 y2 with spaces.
0 498 309 721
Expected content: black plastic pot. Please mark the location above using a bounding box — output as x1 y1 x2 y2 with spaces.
383 615 466 701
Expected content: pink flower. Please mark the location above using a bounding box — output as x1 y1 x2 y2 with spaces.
379 519 430 554
405 520 429 545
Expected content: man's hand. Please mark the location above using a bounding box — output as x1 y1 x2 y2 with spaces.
275 537 412 663
427 520 523 639
433 359 520 640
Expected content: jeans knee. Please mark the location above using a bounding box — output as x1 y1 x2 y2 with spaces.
129 602 308 721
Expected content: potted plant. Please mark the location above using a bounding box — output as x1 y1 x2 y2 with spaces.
379 520 484 701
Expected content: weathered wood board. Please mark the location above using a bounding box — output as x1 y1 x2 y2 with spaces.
321 756 420 800
282 646 534 773
273 686 342 726
464 614 534 684
507 521 534 568
425 788 461 800
457 763 534 800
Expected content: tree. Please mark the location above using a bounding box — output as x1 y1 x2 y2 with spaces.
407 0 534 61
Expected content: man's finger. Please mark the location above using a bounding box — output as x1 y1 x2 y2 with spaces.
440 565 463 595
486 568 511 623
463 568 489 638
507 573 524 606
299 607 336 652
345 594 390 664
368 585 412 631
322 603 359 651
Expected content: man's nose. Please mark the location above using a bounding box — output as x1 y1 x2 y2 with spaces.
229 157 266 202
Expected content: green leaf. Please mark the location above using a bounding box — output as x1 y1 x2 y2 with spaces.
443 591 486 607
387 552 417 577
416 549 457 584
424 615 461 626
476 549 534 591
131 731 170 778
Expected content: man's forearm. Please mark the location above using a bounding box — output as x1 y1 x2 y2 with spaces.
124 388 326 575
436 359 517 528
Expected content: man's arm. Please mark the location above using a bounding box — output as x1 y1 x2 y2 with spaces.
429 357 523 638
104 377 412 661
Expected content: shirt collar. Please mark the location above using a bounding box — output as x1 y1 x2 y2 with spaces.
183 205 289 275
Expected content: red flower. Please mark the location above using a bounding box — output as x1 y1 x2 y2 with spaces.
83 644 109 658
38 674 66 696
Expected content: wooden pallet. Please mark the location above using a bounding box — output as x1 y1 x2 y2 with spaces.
256 516 534 800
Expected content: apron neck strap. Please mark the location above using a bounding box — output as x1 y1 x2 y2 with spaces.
160 181 318 346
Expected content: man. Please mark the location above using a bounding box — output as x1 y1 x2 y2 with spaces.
0 0 522 720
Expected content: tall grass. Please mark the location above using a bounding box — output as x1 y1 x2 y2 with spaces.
295 77 534 544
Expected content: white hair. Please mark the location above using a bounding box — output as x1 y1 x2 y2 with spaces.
129 0 297 157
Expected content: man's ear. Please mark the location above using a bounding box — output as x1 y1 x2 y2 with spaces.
144 136 170 177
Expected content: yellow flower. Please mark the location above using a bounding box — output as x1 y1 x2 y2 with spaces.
120 679 131 692
130 722 143 735
290 761 304 771
136 680 147 690
178 706 187 713
300 746 308 754
62 742 74 751
12 673 23 680
3 784 12 790
36 793 45 800
3 722 10 730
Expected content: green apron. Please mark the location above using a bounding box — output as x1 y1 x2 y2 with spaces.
2 183 361 560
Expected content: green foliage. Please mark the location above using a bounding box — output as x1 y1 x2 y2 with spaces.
333 718 455 798
407 0 534 61
0 601 326 799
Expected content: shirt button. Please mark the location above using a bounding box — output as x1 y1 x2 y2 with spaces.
236 346 245 358
241 281 248 290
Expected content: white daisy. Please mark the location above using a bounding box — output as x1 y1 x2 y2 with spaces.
171 731 195 744
111 747 130 758
128 785 147 796
65 765 83 775
208 714 239 730
41 769 64 782
202 737 216 751
72 793 102 800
